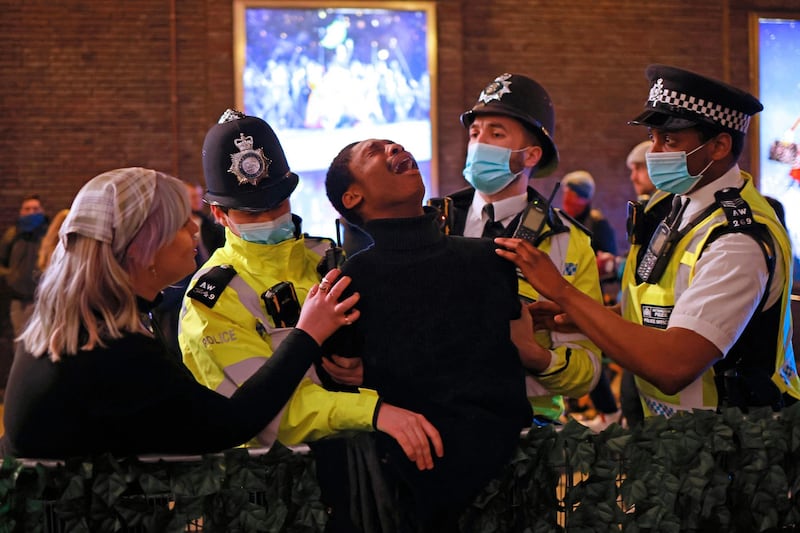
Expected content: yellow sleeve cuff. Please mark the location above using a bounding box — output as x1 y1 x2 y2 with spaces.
277 380 379 445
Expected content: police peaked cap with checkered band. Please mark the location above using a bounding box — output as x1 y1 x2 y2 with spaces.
460 73 559 178
203 109 299 211
629 64 763 137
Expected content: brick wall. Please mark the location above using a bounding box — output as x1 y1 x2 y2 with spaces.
0 0 796 368
3 0 794 238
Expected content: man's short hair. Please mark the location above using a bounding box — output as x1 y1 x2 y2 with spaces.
22 194 41 204
325 142 363 228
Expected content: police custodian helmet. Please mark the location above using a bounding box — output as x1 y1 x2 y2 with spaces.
202 109 299 212
629 64 763 138
460 73 559 178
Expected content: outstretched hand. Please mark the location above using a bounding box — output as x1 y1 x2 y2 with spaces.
528 300 580 334
296 268 360 346
494 237 570 302
375 403 444 471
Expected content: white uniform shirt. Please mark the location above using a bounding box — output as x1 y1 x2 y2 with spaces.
463 192 529 238
666 164 786 356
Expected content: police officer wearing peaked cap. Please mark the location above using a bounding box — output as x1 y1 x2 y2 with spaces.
629 64 763 139
497 64 800 419
432 73 606 427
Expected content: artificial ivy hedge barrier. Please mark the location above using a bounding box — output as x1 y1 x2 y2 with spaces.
1 403 799 532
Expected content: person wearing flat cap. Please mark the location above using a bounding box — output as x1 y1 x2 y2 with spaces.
178 110 442 469
427 73 605 428
0 167 361 458
498 64 800 418
626 140 657 202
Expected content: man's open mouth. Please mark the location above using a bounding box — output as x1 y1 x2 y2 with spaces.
391 153 419 174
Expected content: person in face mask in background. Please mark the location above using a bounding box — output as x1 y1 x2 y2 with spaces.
0 195 49 342
498 64 800 418
179 110 443 465
429 73 604 427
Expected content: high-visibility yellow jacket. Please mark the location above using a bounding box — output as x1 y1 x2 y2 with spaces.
622 176 800 416
179 228 378 446
443 187 604 422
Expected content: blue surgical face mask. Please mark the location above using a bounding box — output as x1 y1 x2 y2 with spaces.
462 143 528 195
17 212 46 233
234 212 296 244
645 141 714 195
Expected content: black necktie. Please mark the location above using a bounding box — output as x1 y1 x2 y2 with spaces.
482 204 505 238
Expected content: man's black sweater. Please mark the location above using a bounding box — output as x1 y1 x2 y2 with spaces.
321 210 531 530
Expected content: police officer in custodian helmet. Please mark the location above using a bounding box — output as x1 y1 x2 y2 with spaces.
430 73 605 427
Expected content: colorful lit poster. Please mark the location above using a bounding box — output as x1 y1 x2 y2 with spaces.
756 16 800 283
234 2 437 240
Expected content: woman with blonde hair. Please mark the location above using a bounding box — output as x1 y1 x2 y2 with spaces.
0 167 360 459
